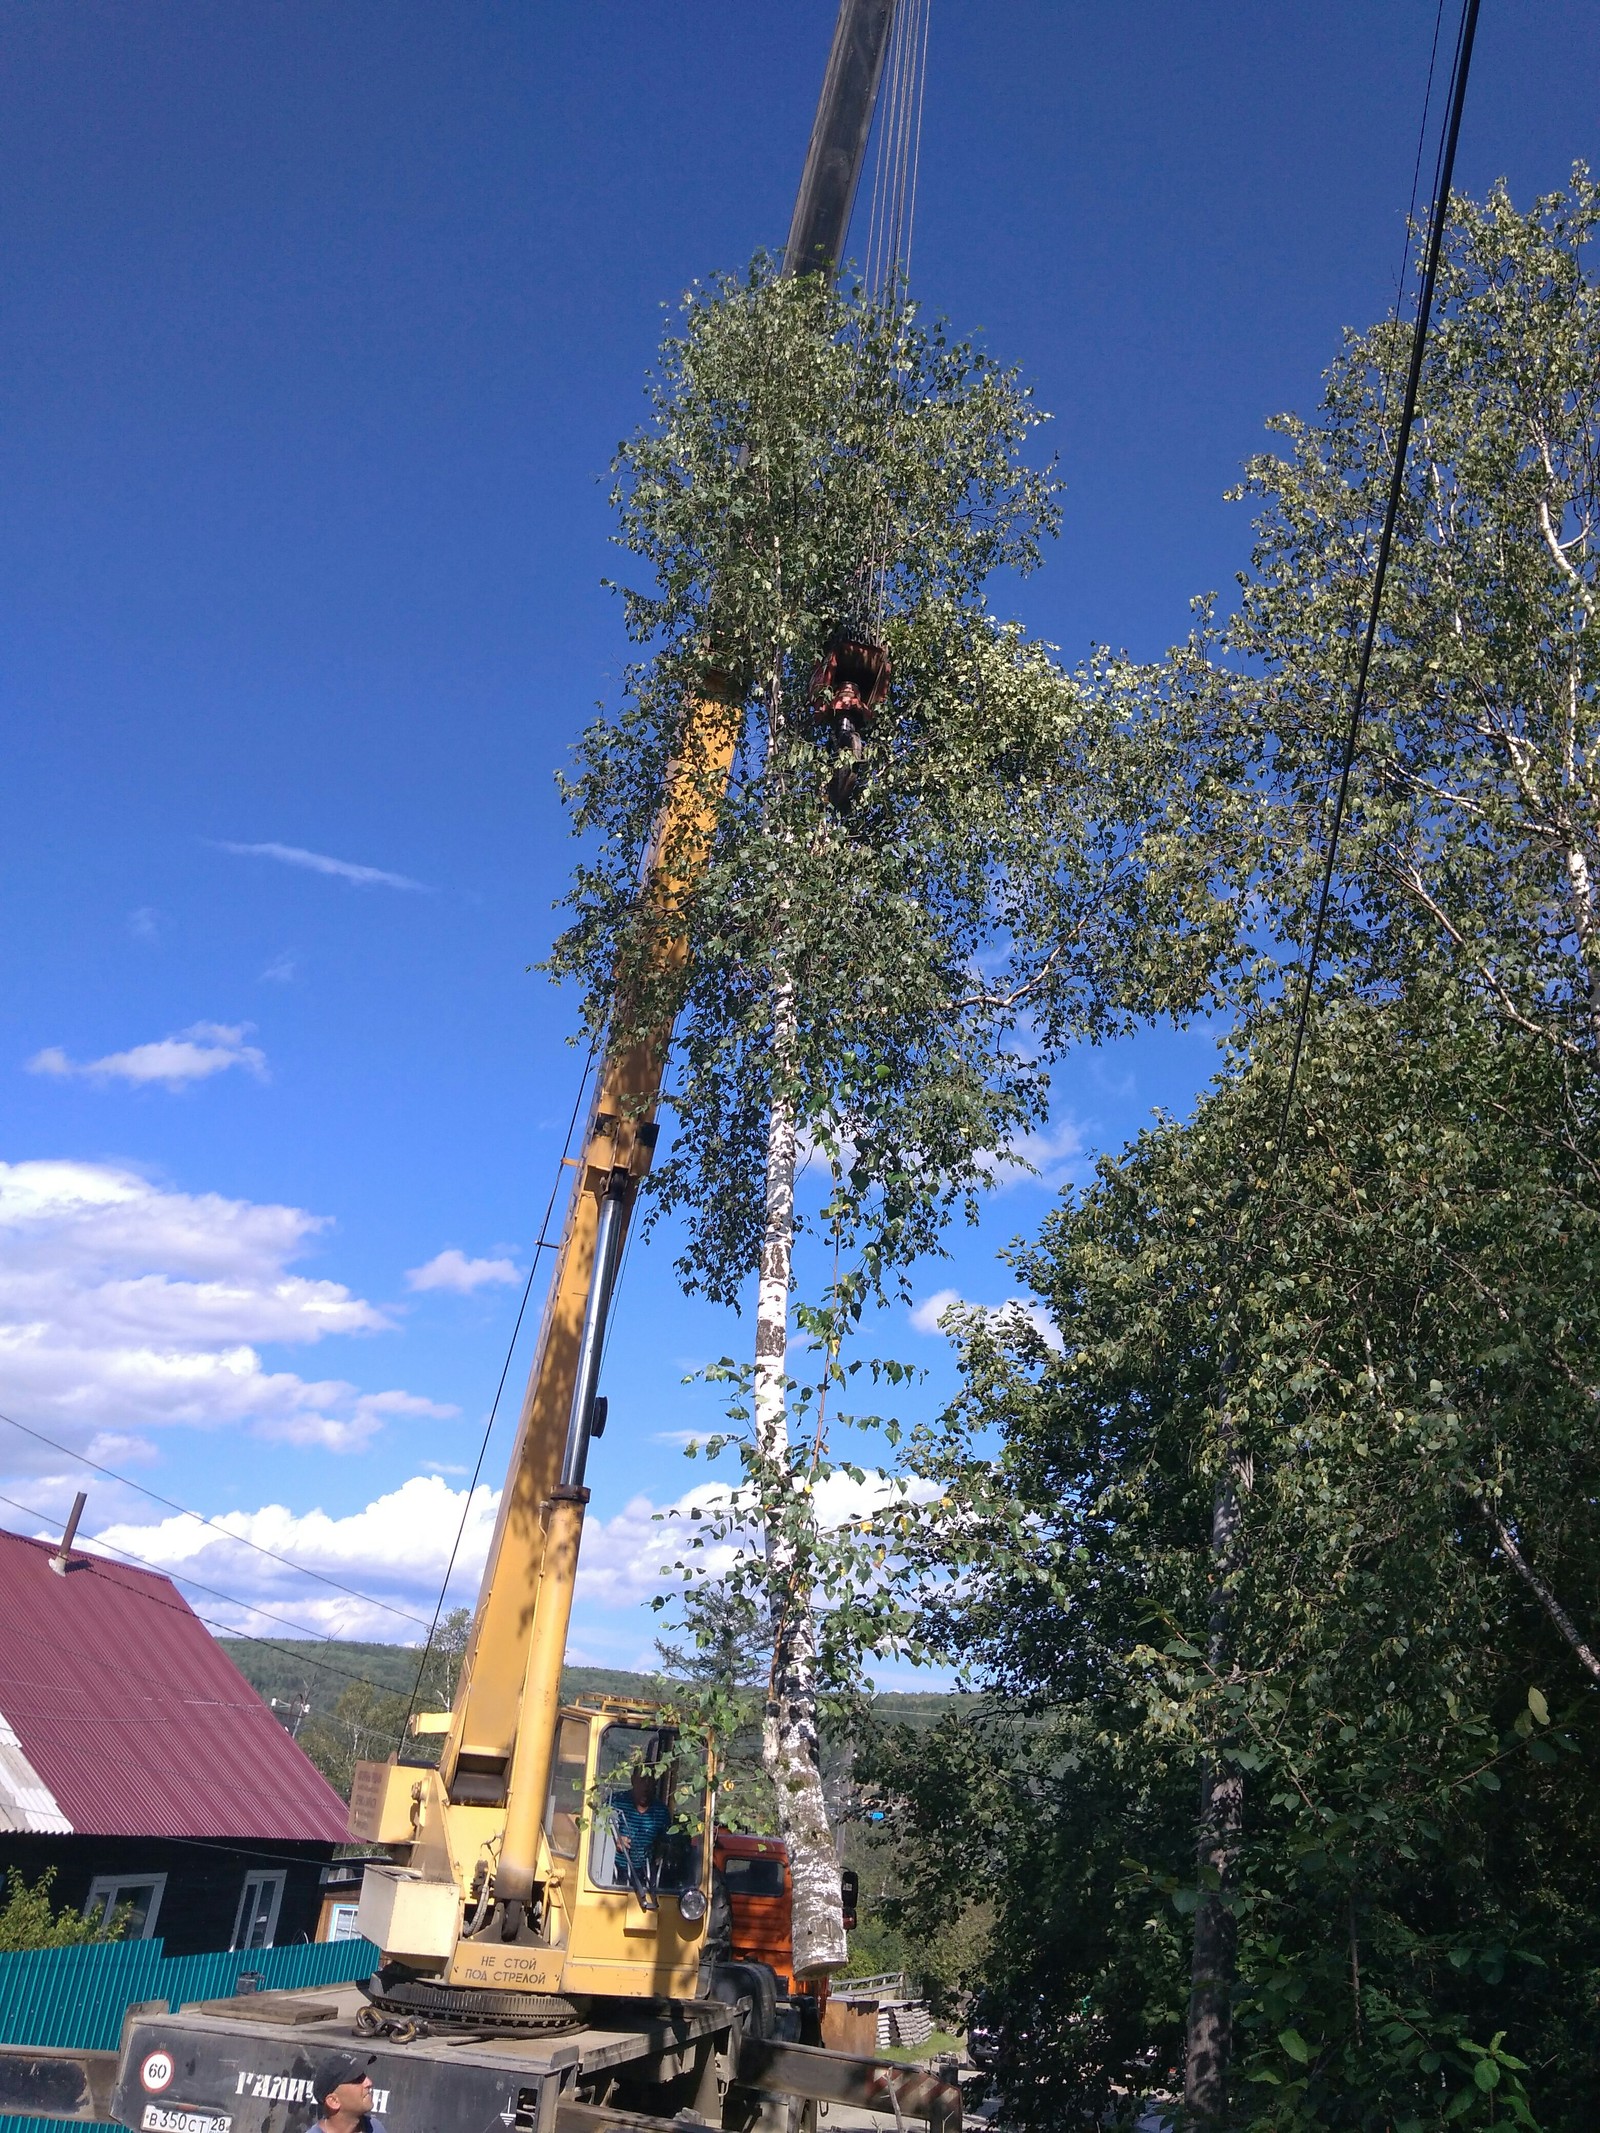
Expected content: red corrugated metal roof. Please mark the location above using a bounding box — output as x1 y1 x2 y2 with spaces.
0 1527 349 1842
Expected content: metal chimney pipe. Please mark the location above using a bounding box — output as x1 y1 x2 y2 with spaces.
50 1490 87 1576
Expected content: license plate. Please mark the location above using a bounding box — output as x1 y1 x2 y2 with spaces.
143 2107 234 2133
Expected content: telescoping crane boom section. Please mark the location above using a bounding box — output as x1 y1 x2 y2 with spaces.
0 14 963 2133
354 0 896 1995
340 0 909 2023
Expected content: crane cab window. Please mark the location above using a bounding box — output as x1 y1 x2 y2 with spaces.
588 1722 703 1895
544 1715 592 1859
721 1854 787 1898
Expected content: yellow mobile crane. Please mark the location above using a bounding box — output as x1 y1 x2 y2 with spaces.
339 0 900 2029
0 10 961 2133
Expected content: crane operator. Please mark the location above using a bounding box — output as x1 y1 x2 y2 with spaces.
613 1769 671 1885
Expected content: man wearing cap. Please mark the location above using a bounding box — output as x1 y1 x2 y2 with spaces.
309 2055 382 2133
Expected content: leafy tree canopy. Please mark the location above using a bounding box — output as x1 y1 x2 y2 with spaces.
547 261 1229 1305
0 1867 125 1952
865 173 1600 2131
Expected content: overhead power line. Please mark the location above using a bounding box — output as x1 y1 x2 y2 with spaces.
399 1040 600 1735
0 1407 432 1631
0 1484 424 1722
1275 0 1481 1153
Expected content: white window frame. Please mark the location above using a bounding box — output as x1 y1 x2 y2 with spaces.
83 1872 166 1940
232 1869 286 1951
325 1901 361 1943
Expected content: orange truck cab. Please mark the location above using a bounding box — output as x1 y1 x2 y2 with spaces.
713 1829 859 2048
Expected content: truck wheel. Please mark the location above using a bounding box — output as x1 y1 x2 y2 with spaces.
707 1960 780 2041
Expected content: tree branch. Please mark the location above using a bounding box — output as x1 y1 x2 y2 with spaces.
956 939 1068 1014
1539 496 1598 624
1377 857 1586 1057
1476 1497 1600 1686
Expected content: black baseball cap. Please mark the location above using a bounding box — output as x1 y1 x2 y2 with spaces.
311 2055 372 2107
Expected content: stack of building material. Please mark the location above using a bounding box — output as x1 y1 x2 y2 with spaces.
876 1999 934 2051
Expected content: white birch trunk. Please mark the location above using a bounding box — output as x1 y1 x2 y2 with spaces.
752 985 847 1977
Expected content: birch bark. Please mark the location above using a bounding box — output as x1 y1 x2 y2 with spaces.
1184 1435 1248 2125
751 980 847 1977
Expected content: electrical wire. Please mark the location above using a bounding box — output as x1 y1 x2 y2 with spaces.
0 1487 419 1729
0 1487 410 1658
0 1408 432 1632
1274 0 1481 1157
0 1487 411 1694
0 1050 600 1740
398 1040 600 1735
1396 0 1450 328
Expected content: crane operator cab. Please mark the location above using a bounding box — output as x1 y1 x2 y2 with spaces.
353 1698 716 2027
545 1708 710 1920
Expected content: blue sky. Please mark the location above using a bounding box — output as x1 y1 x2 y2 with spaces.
2 1 1596 1672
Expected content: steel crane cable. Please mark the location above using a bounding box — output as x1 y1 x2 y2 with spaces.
855 0 932 633
1274 0 1481 1157
863 0 930 306
398 1037 600 1736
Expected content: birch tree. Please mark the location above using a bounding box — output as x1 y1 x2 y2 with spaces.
865 174 1600 2123
1104 172 1600 1078
880 985 1600 2132
548 262 1223 1971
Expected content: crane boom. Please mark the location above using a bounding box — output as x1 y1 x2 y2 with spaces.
0 19 967 2133
346 0 903 2006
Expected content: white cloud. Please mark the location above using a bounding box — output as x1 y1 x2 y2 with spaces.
84 1430 159 1467
982 1116 1087 1192
84 1475 498 1639
0 1158 452 1453
405 1249 522 1296
128 908 160 944
909 1284 1062 1353
56 1461 929 1643
27 1024 267 1091
214 841 426 892
908 1286 963 1336
260 952 298 983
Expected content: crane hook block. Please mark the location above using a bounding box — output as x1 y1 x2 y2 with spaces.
808 625 891 735
810 625 890 811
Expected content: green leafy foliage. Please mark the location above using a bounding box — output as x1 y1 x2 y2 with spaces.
293 1609 471 1799
547 259 1226 1306
0 1868 125 1951
861 175 1600 2130
1099 171 1600 1074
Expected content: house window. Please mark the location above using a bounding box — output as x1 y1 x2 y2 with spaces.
326 1902 361 1942
232 1870 286 1951
84 1874 166 1940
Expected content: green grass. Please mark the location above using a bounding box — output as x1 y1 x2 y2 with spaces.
880 2029 965 2065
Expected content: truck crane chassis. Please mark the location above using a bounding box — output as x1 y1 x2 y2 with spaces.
0 1986 960 2133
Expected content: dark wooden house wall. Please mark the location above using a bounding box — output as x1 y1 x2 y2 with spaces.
0 1835 334 1957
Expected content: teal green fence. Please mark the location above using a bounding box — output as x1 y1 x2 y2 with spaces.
0 1936 379 2132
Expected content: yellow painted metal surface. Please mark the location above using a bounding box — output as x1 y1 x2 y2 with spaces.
366 680 741 2000
442 686 740 1795
346 1761 425 1847
428 1700 713 1997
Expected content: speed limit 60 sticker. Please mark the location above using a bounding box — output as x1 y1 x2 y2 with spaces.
140 2052 174 2093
